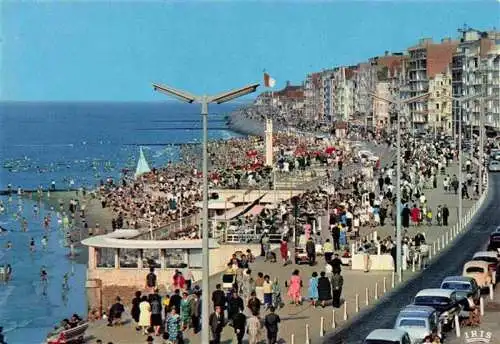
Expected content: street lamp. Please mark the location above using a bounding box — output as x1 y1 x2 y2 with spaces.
369 92 429 282
153 82 259 344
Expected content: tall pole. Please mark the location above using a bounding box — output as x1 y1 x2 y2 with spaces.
396 101 402 283
458 101 463 230
201 97 210 344
478 62 485 196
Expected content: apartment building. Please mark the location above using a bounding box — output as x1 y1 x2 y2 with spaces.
304 72 323 121
407 38 459 130
372 81 391 129
452 28 500 128
332 66 356 122
428 69 453 134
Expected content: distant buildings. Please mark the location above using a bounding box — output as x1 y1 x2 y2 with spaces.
452 28 500 129
259 26 499 131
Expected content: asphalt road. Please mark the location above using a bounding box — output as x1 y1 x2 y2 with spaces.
323 172 500 344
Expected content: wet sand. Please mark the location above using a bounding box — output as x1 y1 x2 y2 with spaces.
31 190 114 265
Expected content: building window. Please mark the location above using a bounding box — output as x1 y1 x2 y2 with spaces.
436 103 440 110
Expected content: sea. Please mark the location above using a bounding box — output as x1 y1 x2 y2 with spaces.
0 101 243 344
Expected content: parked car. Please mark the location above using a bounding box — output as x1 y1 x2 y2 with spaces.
363 329 411 344
472 251 499 284
463 260 493 289
413 289 462 331
394 305 441 344
440 276 481 305
488 160 500 172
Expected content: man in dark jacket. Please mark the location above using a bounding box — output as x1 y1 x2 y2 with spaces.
212 284 226 310
190 292 201 334
107 296 125 326
331 272 344 308
306 237 316 266
232 308 247 344
247 291 261 315
209 305 225 344
329 253 343 274
227 290 244 322
442 204 449 226
317 271 332 308
169 289 182 314
264 306 281 344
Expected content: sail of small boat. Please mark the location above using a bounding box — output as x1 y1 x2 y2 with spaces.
134 146 151 178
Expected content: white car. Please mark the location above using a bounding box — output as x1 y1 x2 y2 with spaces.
472 251 499 284
364 329 411 344
489 160 500 172
394 305 442 344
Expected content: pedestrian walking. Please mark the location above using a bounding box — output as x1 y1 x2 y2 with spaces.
307 272 319 307
331 271 344 308
247 312 263 344
209 305 225 344
317 271 332 308
287 269 302 305
264 306 281 344
232 308 246 344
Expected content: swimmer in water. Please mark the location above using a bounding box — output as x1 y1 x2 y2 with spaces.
29 237 35 252
33 204 39 217
41 235 48 250
5 241 12 249
62 273 69 290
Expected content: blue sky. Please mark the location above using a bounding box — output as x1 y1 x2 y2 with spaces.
1 0 499 101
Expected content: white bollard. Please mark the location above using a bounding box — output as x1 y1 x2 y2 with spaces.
445 231 449 245
489 283 494 300
377 245 381 255
437 239 440 251
383 277 387 293
375 282 379 300
480 297 485 316
332 309 336 329
373 230 377 242
351 243 356 255
355 293 359 312
429 248 433 261
291 334 295 344
343 301 348 321
320 317 325 337
391 271 395 288
305 324 310 344
365 288 369 305
441 235 445 249
412 256 416 272
454 314 461 337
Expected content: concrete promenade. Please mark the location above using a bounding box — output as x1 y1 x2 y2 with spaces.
84 156 481 344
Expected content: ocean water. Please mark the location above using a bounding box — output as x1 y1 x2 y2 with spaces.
0 102 242 343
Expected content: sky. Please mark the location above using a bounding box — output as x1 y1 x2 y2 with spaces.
1 0 499 101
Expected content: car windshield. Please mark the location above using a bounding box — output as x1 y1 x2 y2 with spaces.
399 319 426 327
473 257 497 263
441 282 471 291
414 296 450 306
466 267 485 273
364 341 400 344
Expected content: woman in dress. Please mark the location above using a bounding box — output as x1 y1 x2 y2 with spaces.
131 291 142 331
307 272 319 307
166 308 181 343
138 295 151 335
180 292 191 330
287 269 302 305
317 271 332 308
